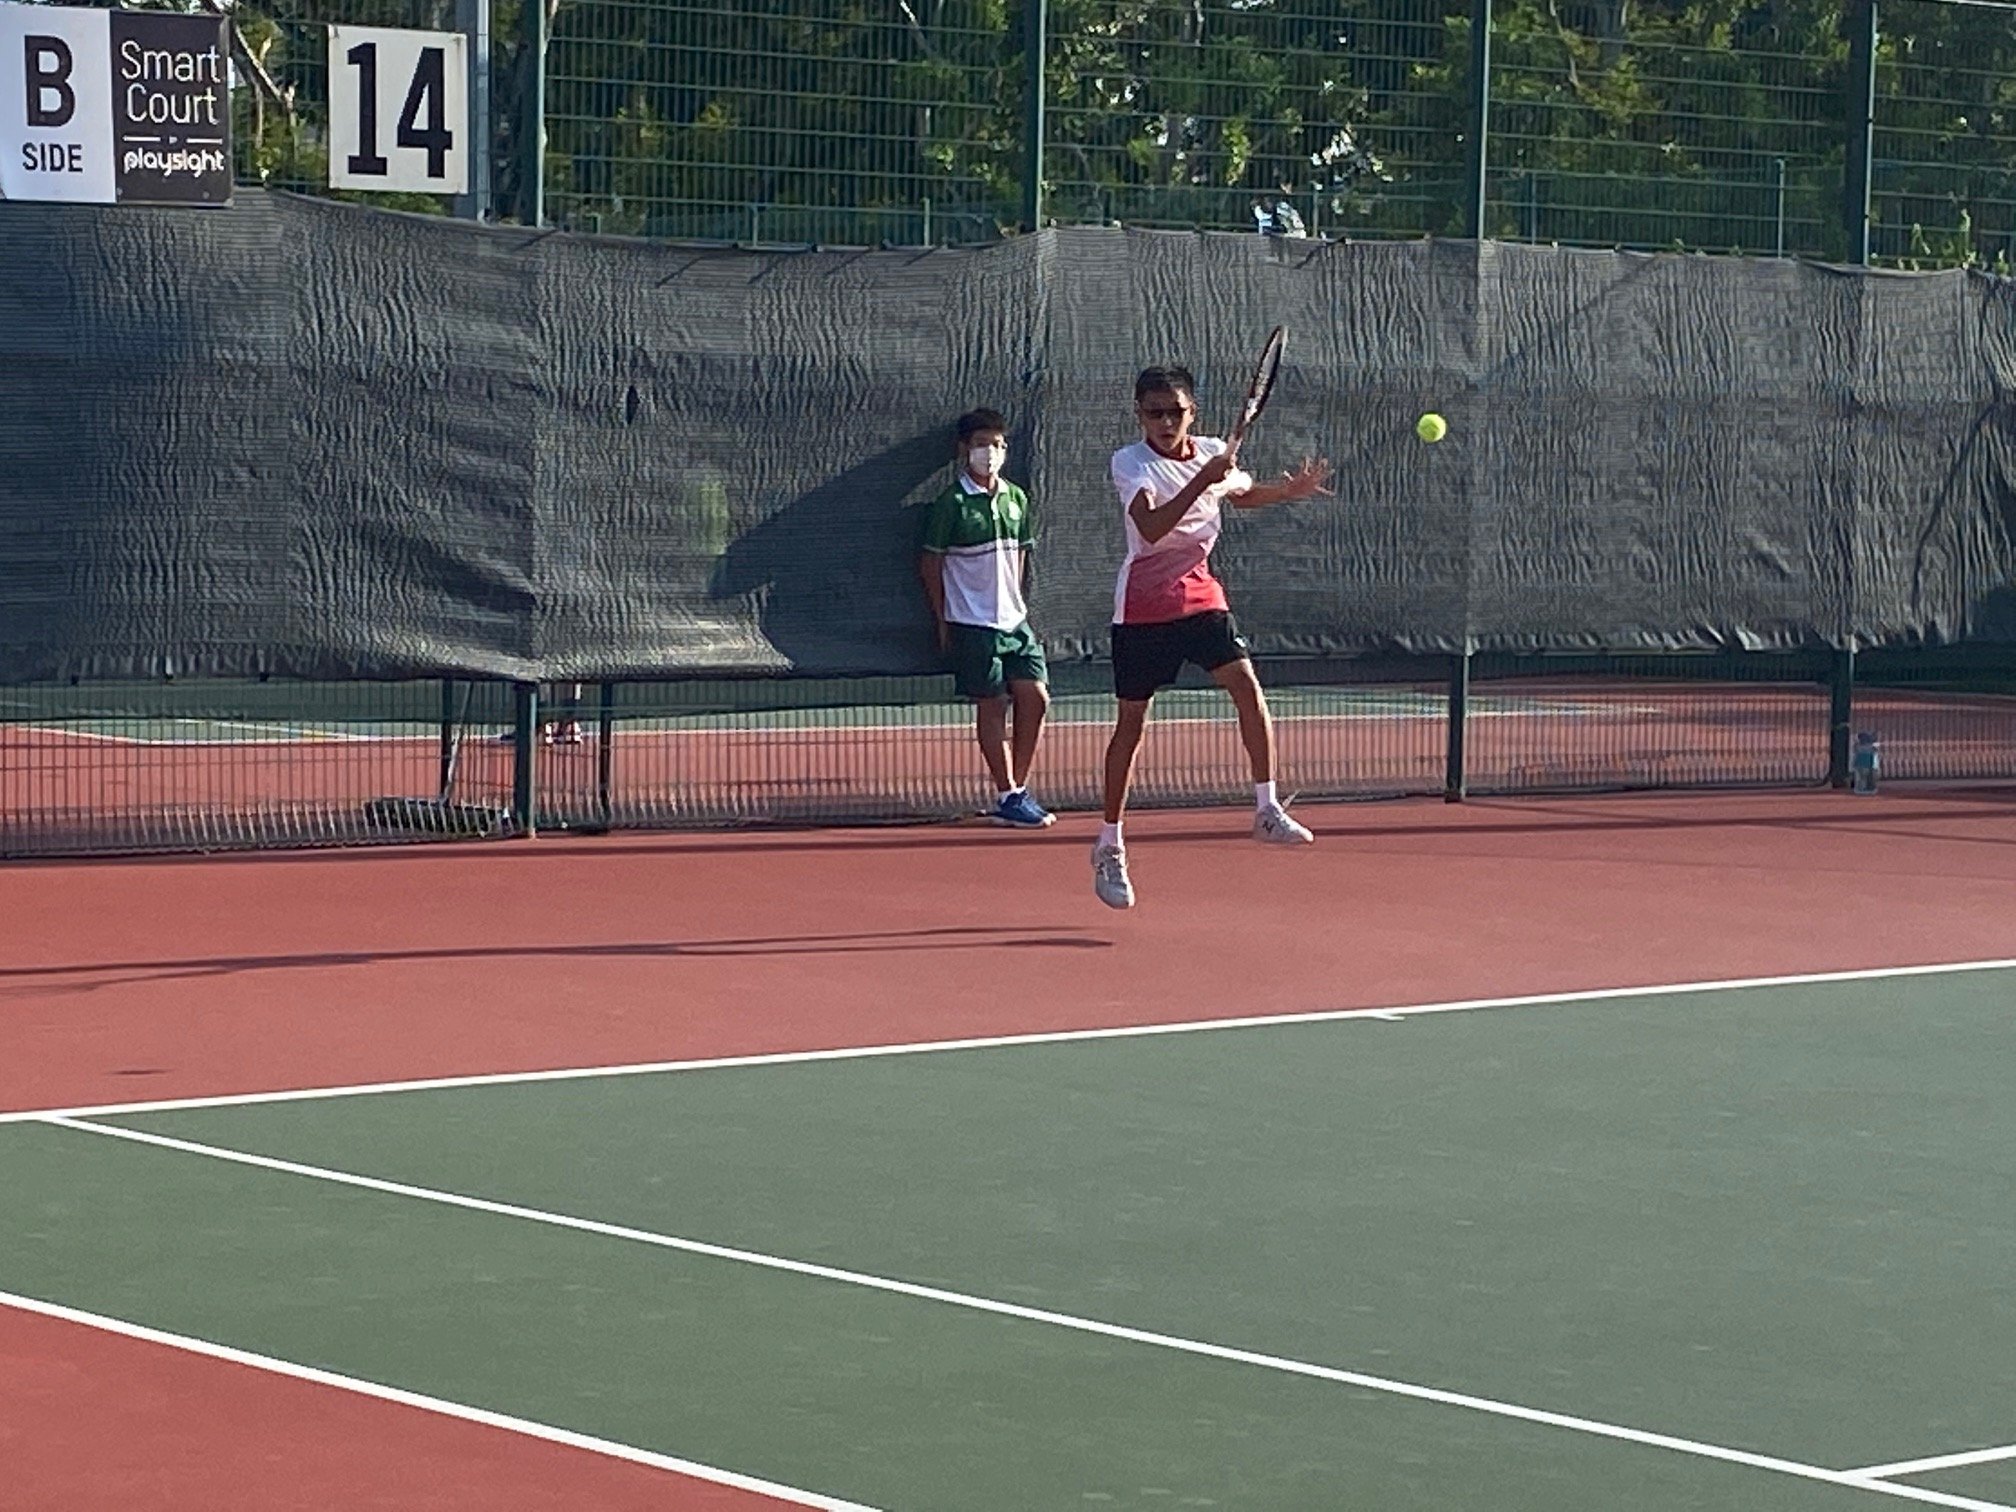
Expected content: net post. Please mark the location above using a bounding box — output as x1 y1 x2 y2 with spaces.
1445 648 1471 802
512 681 539 834
596 681 615 828
1828 646 1856 788
1464 0 1492 240
437 678 458 794
1022 0 1046 233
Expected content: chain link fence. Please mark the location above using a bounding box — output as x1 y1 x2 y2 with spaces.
44 0 1978 263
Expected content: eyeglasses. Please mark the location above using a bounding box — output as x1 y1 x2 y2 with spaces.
1138 406 1189 422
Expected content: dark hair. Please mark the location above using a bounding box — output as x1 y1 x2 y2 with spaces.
956 408 1009 443
1134 366 1196 403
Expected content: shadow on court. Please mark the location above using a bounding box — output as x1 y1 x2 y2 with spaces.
0 925 1113 996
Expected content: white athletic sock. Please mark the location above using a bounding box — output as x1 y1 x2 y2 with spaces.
1098 821 1123 849
1255 781 1278 810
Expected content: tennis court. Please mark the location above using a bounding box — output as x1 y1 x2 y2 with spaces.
5 790 2016 1509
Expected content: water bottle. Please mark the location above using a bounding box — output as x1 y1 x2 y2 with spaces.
1851 731 1880 795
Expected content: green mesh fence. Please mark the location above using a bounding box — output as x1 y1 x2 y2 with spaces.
87 0 1998 265
1871 0 2016 270
1486 13 1844 256
1042 0 1463 240
543 0 1019 242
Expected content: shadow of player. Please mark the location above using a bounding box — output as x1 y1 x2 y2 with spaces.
708 434 949 674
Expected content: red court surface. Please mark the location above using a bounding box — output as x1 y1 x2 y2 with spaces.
0 1306 781 1512
6 786 2016 1509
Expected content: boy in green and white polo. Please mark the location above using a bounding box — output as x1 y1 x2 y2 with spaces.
920 408 1054 827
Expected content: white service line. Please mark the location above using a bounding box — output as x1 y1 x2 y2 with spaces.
1 957 2012 1127
1855 1445 2016 1480
0 1288 881 1512
34 1115 2016 1512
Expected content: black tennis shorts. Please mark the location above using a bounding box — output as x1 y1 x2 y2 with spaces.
1110 610 1250 702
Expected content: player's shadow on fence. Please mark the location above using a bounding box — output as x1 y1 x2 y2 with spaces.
708 433 948 672
0 926 1113 996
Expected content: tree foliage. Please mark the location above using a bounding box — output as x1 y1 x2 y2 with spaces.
209 0 2016 265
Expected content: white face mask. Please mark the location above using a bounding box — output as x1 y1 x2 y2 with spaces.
968 444 1006 478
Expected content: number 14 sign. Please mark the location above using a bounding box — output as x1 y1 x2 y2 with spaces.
328 25 466 194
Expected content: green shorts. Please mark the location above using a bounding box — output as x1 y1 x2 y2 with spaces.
946 621 1048 700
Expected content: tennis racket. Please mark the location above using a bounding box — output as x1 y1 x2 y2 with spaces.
1226 325 1287 457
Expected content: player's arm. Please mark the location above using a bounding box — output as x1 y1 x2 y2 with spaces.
920 550 950 650
1128 453 1238 544
1229 457 1334 510
1019 498 1036 599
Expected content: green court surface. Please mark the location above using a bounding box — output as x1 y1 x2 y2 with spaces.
5 968 2014 1510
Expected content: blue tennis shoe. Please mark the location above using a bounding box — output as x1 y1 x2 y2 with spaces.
991 791 1055 828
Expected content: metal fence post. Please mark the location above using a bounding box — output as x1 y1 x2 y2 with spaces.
1464 0 1491 239
455 0 491 220
1844 0 1877 264
518 0 546 227
596 681 615 829
1829 647 1856 789
1023 0 1046 232
438 678 459 794
512 681 539 834
1445 649 1472 802
1774 157 1787 257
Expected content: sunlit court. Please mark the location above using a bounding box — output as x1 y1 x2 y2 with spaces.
8 0 2016 1506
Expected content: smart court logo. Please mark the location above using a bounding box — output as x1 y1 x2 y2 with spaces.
0 1 231 205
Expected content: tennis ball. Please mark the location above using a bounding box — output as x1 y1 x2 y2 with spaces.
1417 412 1448 443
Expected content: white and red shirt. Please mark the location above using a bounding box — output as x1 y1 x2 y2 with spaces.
1110 437 1253 625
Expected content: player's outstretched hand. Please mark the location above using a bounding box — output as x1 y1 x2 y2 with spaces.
1281 457 1334 500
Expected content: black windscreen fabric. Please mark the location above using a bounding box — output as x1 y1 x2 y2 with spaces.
1 191 2011 682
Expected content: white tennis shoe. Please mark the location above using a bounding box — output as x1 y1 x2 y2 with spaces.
1091 842 1135 909
1254 804 1314 845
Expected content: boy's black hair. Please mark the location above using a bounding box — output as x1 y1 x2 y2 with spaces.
1134 366 1197 402
955 408 1009 443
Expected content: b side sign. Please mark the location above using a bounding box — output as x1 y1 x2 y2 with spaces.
0 0 231 206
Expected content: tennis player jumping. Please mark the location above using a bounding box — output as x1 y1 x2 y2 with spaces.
1092 364 1332 910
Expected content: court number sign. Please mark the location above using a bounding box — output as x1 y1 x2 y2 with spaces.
328 26 467 195
0 1 231 205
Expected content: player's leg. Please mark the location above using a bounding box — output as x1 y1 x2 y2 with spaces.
1095 622 1178 908
974 695 1015 799
1102 698 1152 825
1210 657 1276 785
951 624 1038 825
1007 678 1049 789
1001 622 1052 823
1201 618 1312 846
1094 697 1151 908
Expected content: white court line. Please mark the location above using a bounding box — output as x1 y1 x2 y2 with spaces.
1 957 2012 1127
1857 1445 2016 1480
30 1116 2016 1512
0 1288 879 1512
6 722 430 747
